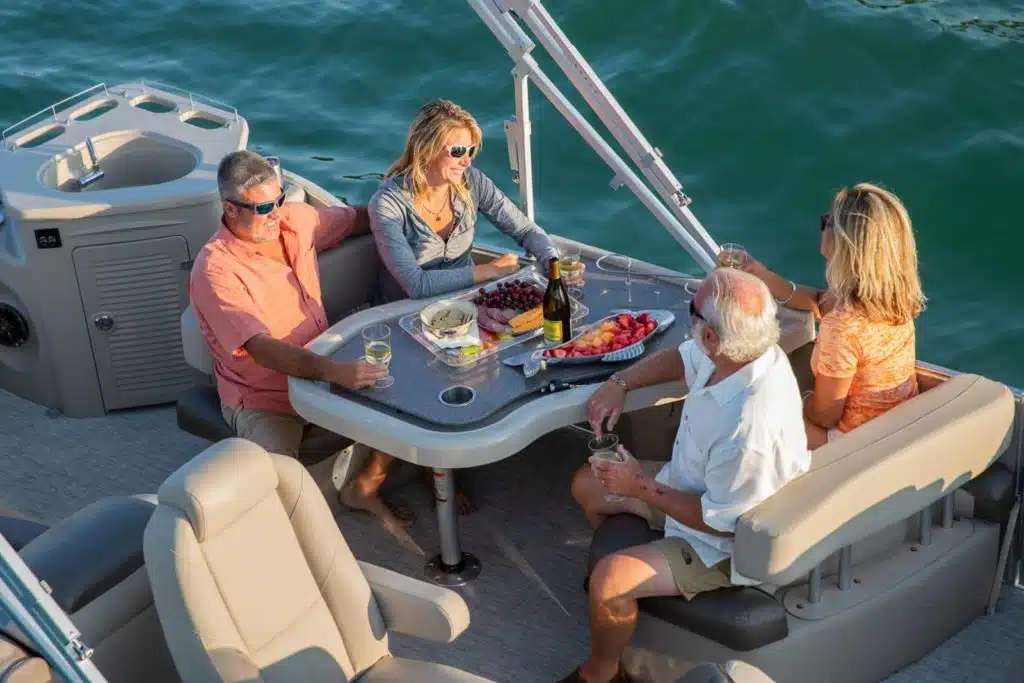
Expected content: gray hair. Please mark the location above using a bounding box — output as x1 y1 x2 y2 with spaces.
216 150 277 202
700 269 780 363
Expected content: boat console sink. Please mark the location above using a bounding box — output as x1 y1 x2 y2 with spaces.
41 130 199 193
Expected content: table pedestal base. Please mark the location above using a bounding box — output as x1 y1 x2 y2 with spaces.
425 467 483 586
425 552 482 587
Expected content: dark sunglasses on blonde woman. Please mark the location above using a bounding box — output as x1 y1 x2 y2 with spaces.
448 144 478 159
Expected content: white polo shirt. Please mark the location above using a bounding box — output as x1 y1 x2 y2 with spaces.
655 339 810 585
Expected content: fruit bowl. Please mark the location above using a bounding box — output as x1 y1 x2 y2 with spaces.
540 310 675 364
420 300 477 340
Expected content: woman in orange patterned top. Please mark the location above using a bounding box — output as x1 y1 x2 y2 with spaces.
725 183 926 448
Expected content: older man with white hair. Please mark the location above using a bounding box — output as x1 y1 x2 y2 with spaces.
558 268 811 683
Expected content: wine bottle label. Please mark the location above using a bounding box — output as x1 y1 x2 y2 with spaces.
543 319 563 344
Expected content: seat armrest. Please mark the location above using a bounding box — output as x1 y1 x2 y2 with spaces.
358 561 470 643
679 661 776 683
734 373 1014 585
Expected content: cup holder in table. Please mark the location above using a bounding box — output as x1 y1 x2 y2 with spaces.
439 385 476 407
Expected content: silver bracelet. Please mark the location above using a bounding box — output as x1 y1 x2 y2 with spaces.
608 373 629 391
777 280 797 305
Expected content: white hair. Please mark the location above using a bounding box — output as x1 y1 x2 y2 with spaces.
699 269 780 363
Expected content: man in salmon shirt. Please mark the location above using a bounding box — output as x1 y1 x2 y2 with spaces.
190 150 411 530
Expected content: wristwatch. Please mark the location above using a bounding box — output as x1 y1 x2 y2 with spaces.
608 373 629 391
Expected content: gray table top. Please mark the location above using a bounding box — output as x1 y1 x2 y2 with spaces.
327 270 694 427
288 256 816 468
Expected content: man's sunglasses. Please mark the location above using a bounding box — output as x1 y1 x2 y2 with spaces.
448 144 478 159
228 192 286 215
689 298 704 323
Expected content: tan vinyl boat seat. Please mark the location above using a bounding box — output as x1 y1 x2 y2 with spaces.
678 661 776 682
589 372 1017 683
143 438 492 683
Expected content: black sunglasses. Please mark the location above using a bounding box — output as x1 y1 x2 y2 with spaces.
228 191 286 216
689 298 704 322
820 213 832 232
448 144 478 159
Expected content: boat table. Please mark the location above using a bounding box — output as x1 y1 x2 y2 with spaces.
289 259 814 585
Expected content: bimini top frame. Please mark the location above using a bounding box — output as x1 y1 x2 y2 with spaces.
467 0 720 273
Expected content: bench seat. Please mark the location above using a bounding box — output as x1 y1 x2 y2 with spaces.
587 514 788 652
585 372 1018 683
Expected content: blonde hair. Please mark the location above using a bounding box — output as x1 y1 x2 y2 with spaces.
824 183 926 325
384 99 483 209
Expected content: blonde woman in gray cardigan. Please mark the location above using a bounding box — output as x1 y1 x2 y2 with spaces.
370 99 559 304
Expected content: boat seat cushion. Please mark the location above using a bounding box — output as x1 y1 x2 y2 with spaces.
176 384 235 442
19 495 156 614
734 373 1015 586
587 514 788 652
0 509 48 551
358 656 493 682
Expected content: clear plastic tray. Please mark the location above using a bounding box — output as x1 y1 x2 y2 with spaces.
398 270 589 368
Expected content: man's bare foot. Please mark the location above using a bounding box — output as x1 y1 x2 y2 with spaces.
455 490 475 515
340 482 414 529
423 474 475 515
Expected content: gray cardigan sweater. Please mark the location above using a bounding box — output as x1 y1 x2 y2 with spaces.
368 167 558 302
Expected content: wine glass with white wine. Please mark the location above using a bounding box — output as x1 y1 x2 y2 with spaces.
559 242 584 299
718 243 747 269
361 323 394 389
588 434 626 502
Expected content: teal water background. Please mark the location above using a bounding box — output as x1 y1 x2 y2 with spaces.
2 0 1021 386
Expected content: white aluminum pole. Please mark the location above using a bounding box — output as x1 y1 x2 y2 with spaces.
501 0 720 260
512 71 535 220
466 0 717 272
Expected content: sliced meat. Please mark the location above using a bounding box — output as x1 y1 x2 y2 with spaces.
477 307 511 334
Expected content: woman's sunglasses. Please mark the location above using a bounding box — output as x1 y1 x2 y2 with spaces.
820 213 832 232
228 192 286 216
448 144 478 159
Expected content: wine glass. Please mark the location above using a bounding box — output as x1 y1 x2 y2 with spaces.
361 324 394 389
560 242 584 298
588 434 625 502
718 243 747 269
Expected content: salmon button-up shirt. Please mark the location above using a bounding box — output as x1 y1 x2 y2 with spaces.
189 202 359 415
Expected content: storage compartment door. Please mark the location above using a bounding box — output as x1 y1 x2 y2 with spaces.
72 236 193 411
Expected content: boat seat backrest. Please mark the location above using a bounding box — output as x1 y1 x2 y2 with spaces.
734 373 1016 586
180 231 381 376
143 439 390 683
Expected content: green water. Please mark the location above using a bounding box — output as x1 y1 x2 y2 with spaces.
2 0 1021 386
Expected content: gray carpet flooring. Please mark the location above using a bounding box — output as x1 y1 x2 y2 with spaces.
1 388 1022 682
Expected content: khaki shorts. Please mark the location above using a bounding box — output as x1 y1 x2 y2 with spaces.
221 404 352 462
634 460 733 600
